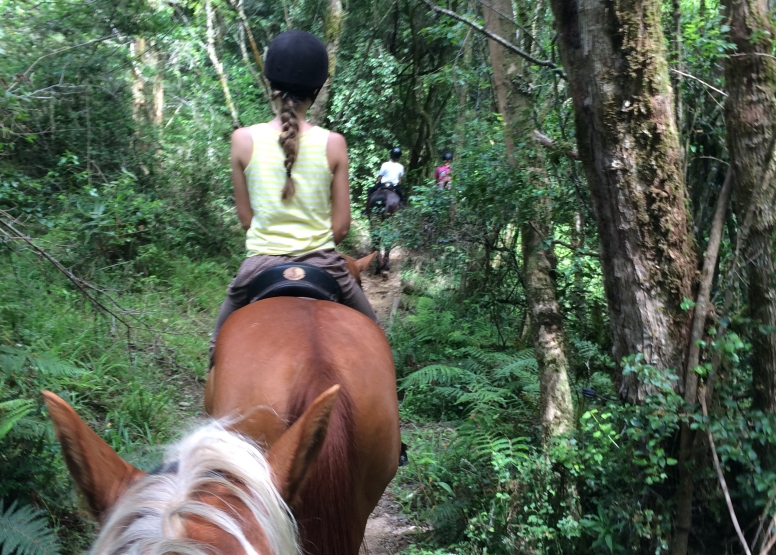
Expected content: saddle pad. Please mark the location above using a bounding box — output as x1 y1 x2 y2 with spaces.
247 263 342 304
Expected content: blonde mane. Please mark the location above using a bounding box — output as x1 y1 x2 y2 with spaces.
90 422 299 555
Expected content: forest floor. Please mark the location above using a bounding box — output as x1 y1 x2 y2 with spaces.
359 247 420 554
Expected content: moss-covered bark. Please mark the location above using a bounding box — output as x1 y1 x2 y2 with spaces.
723 0 776 413
549 0 697 403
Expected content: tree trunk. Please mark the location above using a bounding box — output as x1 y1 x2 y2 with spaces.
524 219 574 437
206 0 240 129
723 0 776 414
232 0 271 102
148 49 164 127
129 38 147 128
309 0 345 125
549 0 697 404
484 0 574 438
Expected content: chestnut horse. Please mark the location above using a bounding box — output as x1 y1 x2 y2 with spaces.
44 252 400 555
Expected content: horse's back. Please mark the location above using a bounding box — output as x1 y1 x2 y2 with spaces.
207 297 400 553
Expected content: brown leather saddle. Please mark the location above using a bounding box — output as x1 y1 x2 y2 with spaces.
246 263 342 304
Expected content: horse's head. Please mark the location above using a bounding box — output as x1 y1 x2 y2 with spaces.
43 386 341 554
342 252 377 286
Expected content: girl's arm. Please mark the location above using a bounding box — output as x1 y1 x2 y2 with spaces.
328 132 351 244
231 128 254 231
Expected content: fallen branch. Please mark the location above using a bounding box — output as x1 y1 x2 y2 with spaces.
0 214 133 329
0 210 195 337
699 384 752 555
420 0 564 76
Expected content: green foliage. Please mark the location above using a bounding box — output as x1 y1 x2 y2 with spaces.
0 400 34 441
0 500 60 555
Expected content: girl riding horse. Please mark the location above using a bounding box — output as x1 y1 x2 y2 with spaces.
210 30 379 365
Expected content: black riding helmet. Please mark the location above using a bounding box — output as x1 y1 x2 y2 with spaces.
264 30 329 97
390 147 402 160
442 152 452 161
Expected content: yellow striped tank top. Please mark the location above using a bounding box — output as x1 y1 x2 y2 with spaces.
244 123 335 256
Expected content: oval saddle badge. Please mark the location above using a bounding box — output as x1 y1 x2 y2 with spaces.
283 266 306 281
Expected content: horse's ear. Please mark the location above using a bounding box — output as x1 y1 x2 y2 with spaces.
42 391 144 521
354 252 377 274
267 385 340 505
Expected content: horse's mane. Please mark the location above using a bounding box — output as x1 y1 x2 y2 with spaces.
91 422 299 555
288 350 358 555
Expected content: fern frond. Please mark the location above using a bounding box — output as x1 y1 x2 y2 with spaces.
0 400 35 441
0 348 25 375
0 499 60 555
493 357 539 380
456 386 512 408
401 365 477 390
30 356 83 378
0 347 82 379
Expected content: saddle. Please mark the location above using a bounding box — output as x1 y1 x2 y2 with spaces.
247 263 342 304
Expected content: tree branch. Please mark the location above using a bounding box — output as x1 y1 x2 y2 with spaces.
551 239 599 258
685 169 733 399
699 384 753 555
669 68 727 97
227 0 271 102
420 0 565 76
533 130 578 159
205 0 240 129
7 34 116 93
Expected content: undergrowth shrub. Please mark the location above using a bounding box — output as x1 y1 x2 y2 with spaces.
393 281 698 554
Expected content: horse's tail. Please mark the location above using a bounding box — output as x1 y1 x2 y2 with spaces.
290 376 358 554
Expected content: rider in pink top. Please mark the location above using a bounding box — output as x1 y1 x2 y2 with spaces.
435 152 453 189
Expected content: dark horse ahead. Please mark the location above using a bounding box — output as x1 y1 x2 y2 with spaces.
366 185 402 274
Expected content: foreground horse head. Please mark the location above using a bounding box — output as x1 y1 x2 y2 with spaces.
43 386 341 554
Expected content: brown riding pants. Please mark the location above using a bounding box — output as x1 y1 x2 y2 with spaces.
209 249 378 364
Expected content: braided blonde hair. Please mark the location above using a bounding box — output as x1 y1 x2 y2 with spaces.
273 91 301 201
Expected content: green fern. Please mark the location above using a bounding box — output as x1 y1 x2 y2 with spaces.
0 400 35 441
0 347 82 379
0 349 25 375
400 365 477 390
0 500 60 555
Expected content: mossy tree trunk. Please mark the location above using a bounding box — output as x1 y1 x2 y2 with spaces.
549 0 697 404
309 0 345 125
484 0 574 438
723 0 776 414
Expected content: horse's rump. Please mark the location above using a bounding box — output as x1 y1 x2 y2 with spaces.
209 297 400 554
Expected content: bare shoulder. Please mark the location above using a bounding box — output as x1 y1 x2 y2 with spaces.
231 126 253 145
327 131 347 151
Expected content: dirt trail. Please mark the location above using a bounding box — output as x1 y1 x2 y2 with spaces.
361 249 404 324
360 248 420 554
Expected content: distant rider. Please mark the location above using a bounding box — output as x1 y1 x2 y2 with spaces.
368 147 405 204
435 152 453 189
